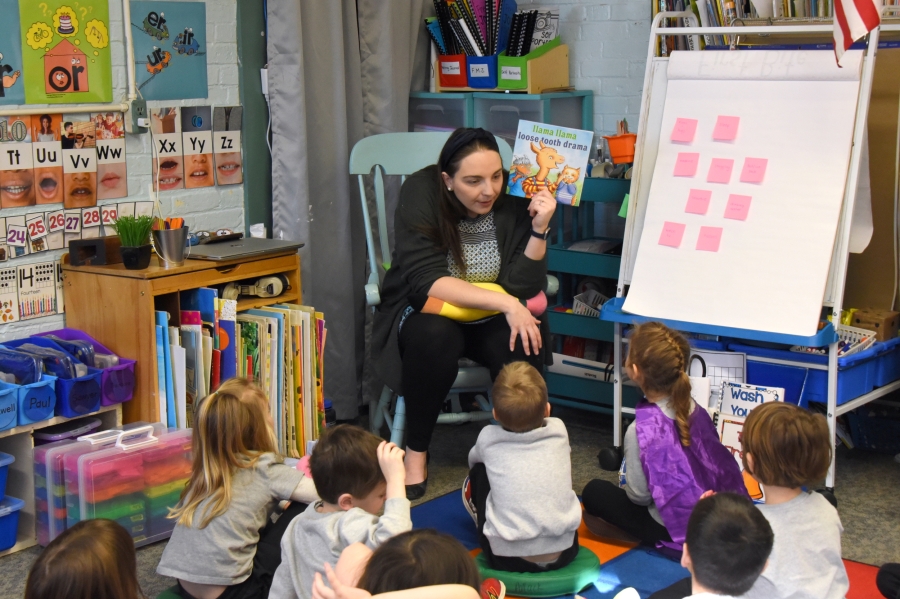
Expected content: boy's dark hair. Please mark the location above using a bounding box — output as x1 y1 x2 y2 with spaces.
686 493 774 596
358 529 481 593
492 361 548 432
64 122 73 129
309 424 384 504
741 401 831 488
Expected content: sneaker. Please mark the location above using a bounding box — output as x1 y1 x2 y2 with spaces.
480 578 506 599
462 475 477 525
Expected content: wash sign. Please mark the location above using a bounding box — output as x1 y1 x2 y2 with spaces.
719 381 783 418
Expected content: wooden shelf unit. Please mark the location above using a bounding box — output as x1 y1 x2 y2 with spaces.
61 250 301 424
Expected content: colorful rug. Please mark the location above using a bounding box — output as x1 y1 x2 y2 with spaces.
410 489 882 599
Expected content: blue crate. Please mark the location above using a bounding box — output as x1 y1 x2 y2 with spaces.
0 452 12 501
846 405 900 454
0 496 23 551
875 337 900 387
728 342 879 406
6 375 57 425
0 386 16 432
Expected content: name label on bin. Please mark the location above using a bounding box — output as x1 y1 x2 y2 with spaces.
24 393 53 420
441 61 460 75
469 63 489 78
501 66 522 80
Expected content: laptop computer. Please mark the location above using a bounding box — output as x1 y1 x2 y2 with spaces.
188 237 304 261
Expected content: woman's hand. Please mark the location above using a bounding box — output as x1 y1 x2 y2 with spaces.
503 296 542 355
528 189 556 233
313 564 371 599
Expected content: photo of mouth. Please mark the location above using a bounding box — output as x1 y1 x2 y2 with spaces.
215 151 243 186
0 169 36 208
185 153 214 188
64 171 97 209
153 156 185 191
33 165 64 205
97 162 128 200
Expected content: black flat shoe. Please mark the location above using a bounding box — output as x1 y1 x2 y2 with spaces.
405 451 429 500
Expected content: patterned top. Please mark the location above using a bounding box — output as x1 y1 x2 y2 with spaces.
447 211 501 283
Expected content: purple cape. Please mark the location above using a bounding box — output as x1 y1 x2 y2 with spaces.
636 399 748 553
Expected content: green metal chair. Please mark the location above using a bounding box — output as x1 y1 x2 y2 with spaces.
349 132 513 446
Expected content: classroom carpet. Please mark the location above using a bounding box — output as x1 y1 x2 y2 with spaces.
410 489 883 599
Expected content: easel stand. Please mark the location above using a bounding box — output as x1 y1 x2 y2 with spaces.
599 13 900 491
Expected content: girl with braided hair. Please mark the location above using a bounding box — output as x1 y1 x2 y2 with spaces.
581 322 747 554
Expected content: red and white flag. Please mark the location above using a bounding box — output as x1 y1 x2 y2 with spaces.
834 0 882 64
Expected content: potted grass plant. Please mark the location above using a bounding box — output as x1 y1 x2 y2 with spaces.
113 215 155 270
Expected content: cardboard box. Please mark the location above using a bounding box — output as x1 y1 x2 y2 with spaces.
852 309 900 341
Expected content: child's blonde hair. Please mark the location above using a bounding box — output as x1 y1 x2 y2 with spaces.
628 322 693 446
741 401 831 488
25 519 145 599
492 361 548 432
169 378 277 528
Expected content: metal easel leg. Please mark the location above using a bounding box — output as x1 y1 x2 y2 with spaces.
390 395 407 447
598 322 625 471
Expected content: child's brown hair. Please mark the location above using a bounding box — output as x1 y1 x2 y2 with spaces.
358 529 481 593
24 519 145 599
492 361 548 432
741 401 831 488
628 322 693 446
170 378 277 528
310 424 385 504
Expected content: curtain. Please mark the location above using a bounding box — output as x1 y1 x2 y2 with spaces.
268 1 428 418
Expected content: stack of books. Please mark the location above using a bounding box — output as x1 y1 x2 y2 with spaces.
155 290 326 457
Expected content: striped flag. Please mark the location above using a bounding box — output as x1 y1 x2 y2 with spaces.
834 0 882 64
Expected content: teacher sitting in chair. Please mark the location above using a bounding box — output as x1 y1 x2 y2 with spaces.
372 128 555 500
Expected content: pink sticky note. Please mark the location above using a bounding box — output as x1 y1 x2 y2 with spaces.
740 157 768 183
674 153 700 177
724 194 752 221
707 158 734 184
696 226 723 252
712 116 740 141
685 189 712 215
659 221 686 248
671 118 698 143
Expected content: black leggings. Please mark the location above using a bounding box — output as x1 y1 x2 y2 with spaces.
581 479 672 548
399 312 543 452
175 502 307 599
879 563 900 599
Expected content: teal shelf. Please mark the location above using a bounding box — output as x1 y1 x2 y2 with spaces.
581 178 630 203
547 307 614 341
547 241 621 278
546 372 640 413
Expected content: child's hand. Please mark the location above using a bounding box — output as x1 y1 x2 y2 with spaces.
377 441 406 496
313 564 371 599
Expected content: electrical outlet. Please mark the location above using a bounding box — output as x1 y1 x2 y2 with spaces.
126 99 149 134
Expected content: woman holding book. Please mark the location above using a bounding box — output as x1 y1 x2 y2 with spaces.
371 127 555 500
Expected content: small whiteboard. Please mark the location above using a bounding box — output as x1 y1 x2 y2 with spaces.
622 50 864 337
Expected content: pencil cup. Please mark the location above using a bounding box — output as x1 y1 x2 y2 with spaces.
603 133 638 165
152 226 190 267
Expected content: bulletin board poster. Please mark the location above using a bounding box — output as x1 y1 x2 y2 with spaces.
0 0 25 105
19 1 112 104
132 2 208 101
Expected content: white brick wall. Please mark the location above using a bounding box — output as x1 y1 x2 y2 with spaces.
515 0 651 135
0 0 244 342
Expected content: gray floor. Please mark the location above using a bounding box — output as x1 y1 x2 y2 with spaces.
1 405 898 599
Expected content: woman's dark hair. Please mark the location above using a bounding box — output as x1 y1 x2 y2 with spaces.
40 114 52 132
24 519 145 599
428 128 502 274
358 529 481 594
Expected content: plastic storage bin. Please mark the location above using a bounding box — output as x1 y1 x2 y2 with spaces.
3 375 57 426
4 337 102 418
466 55 498 89
0 384 16 432
846 404 900 454
728 342 880 407
0 496 24 551
875 337 900 387
409 93 470 133
437 54 468 88
37 329 136 406
0 452 13 500
33 417 101 446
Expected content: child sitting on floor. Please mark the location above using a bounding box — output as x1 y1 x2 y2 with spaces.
581 322 747 553
680 493 774 598
269 425 412 599
742 401 849 599
157 379 318 599
25 519 146 599
311 529 482 599
463 361 582 573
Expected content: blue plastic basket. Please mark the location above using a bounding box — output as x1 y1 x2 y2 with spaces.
0 385 16 432
875 337 900 387
0 452 13 501
0 496 24 551
846 405 900 454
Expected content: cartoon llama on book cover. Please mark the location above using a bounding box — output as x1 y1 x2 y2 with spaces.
507 120 594 207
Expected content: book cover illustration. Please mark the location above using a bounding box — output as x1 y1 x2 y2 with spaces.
506 120 594 206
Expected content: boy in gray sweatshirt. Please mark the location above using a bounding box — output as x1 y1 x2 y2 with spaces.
268 425 411 599
464 362 582 573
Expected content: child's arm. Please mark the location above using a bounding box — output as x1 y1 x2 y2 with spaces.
289 476 319 504
313 564 479 599
622 423 653 506
334 543 372 588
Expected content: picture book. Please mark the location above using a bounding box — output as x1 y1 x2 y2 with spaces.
506 120 594 206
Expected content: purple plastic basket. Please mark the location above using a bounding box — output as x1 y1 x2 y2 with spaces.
36 329 136 406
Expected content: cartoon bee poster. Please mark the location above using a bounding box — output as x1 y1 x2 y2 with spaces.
132 2 207 101
0 0 25 105
18 1 112 104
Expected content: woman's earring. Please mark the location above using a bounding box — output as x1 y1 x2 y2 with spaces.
447 187 452 191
